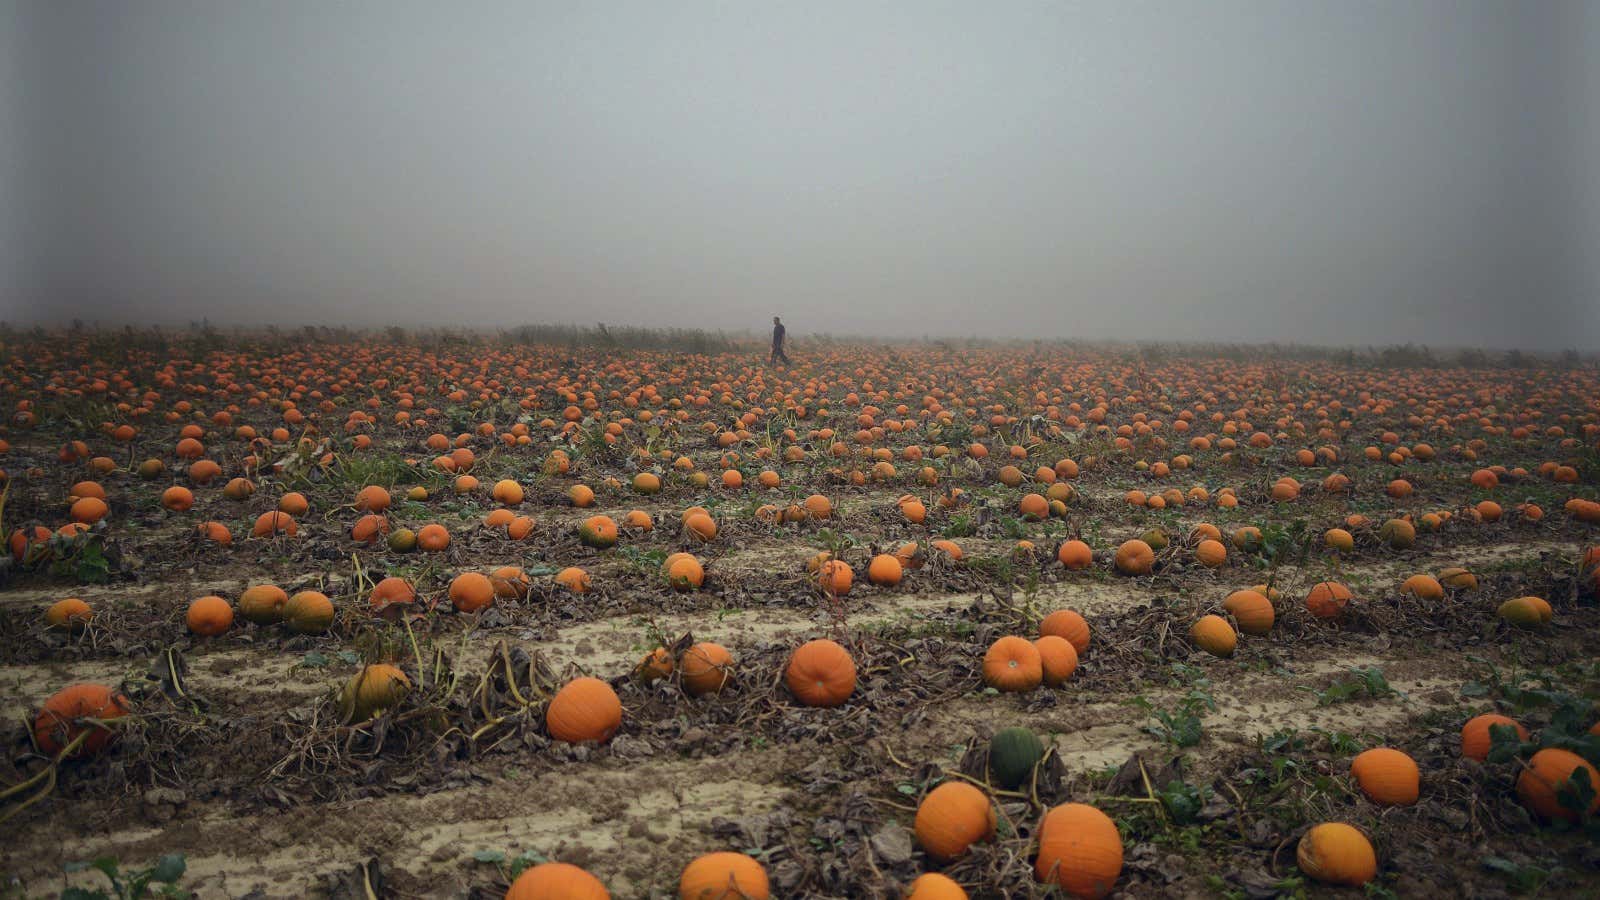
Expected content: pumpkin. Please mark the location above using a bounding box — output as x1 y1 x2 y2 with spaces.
1304 581 1353 619
1034 635 1078 686
555 567 593 593
284 591 334 634
490 566 531 599
1516 748 1600 821
989 727 1044 789
339 664 412 722
678 852 769 900
982 636 1042 692
684 513 718 542
1057 539 1094 570
1499 596 1552 627
448 572 495 612
1189 615 1236 658
1349 748 1419 805
251 511 297 538
369 576 417 612
1194 539 1227 567
632 472 662 494
578 515 619 549
1034 802 1122 898
681 642 734 696
69 497 109 524
186 595 234 636
785 639 856 707
1295 822 1376 886
491 479 525 505
1398 575 1443 601
817 559 853 596
1134 525 1167 549
416 523 451 551
1322 529 1354 552
1112 539 1154 575
351 514 389 543
914 781 996 861
354 485 391 512
33 683 131 757
1018 493 1049 521
238 584 289 626
904 873 967 900
1231 526 1262 553
387 527 418 552
45 598 92 631
1378 518 1415 549
1459 714 1527 761
546 677 622 744
635 647 675 683
867 553 903 586
1222 590 1274 636
1039 609 1090 654
505 861 609 900
666 555 706 591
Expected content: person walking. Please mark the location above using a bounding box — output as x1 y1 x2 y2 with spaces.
769 316 790 366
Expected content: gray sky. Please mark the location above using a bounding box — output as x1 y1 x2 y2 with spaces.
3 1 1597 350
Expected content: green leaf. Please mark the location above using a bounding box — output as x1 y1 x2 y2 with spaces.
472 850 506 863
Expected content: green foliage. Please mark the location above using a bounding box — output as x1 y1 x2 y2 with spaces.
1156 778 1209 825
1306 667 1395 706
472 848 546 880
62 855 189 900
1481 857 1556 893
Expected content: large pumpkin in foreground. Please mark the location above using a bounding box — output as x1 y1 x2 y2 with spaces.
1034 802 1122 898
34 683 131 758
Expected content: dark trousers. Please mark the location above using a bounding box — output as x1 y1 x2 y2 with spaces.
770 345 790 365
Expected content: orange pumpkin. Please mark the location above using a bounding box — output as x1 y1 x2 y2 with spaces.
680 642 734 696
785 639 857 707
1189 615 1237 658
448 572 495 612
904 872 968 900
34 683 131 757
284 591 334 634
505 862 609 900
546 677 622 744
1194 539 1227 568
1034 635 1078 686
1459 713 1528 761
1304 581 1352 619
1517 748 1600 821
44 598 92 631
1034 802 1123 898
982 636 1042 692
1039 609 1090 654
238 584 289 625
1057 539 1094 570
678 852 769 900
914 781 995 861
186 595 234 635
1349 748 1419 805
1112 539 1154 575
817 559 854 596
1296 822 1376 886
1222 590 1274 636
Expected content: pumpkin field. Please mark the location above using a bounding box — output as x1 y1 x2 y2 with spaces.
4 331 1600 899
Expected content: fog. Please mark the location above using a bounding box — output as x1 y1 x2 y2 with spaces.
3 1 1597 350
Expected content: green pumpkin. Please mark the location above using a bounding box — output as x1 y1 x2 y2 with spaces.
1140 527 1170 551
989 727 1044 789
